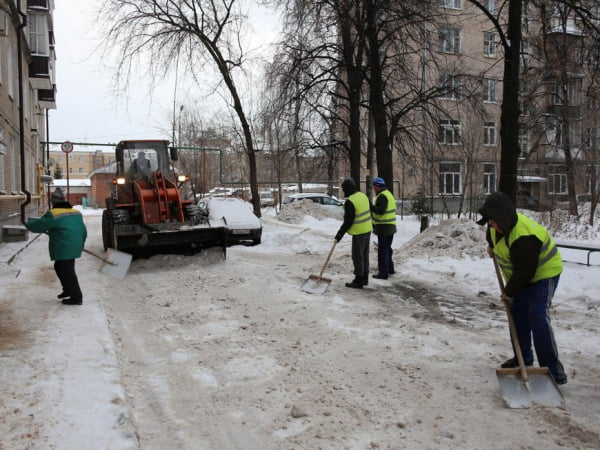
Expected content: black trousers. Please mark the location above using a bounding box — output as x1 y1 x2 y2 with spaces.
376 234 395 276
54 259 82 301
351 232 371 278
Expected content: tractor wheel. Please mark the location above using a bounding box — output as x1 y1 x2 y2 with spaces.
112 209 130 225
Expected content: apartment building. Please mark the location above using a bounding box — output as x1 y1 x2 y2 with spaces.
0 0 56 241
48 149 114 179
361 1 598 214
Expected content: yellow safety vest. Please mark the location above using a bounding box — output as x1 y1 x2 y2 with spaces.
492 213 562 283
348 192 373 235
372 190 397 226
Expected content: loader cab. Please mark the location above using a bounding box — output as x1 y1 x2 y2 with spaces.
115 140 173 183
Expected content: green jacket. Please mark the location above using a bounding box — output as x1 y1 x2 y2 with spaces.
26 205 87 261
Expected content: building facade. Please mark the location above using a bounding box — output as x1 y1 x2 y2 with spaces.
0 0 56 241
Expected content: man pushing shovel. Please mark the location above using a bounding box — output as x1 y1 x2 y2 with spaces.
477 192 567 385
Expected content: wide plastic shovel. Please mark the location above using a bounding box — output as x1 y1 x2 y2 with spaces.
84 248 132 280
492 257 565 409
301 241 336 294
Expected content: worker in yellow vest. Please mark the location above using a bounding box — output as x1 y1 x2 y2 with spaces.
335 178 373 289
370 177 397 279
477 191 567 385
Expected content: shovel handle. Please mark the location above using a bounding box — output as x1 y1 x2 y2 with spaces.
318 241 337 278
492 256 529 382
83 248 117 266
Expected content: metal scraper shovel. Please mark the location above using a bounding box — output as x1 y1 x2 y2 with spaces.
301 241 337 294
492 257 565 409
84 248 132 281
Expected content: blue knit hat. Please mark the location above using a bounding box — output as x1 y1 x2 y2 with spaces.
373 177 386 188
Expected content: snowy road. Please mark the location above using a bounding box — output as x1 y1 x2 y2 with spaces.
2 210 599 449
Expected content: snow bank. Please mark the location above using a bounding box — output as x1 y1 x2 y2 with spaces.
399 217 487 259
277 199 343 223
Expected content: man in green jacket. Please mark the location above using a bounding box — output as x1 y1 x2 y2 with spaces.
25 188 87 305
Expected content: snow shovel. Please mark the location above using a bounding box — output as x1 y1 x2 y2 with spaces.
492 257 565 409
83 248 132 281
301 240 337 294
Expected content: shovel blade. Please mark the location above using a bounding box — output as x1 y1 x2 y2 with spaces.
496 370 565 409
100 248 132 280
301 275 332 294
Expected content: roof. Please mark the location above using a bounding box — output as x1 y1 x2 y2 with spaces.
51 179 91 187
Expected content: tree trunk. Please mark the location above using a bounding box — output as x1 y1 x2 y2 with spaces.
365 0 394 195
498 0 522 203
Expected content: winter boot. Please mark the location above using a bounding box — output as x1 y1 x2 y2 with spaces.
345 277 364 289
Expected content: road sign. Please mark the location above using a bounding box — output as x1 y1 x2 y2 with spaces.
61 141 74 153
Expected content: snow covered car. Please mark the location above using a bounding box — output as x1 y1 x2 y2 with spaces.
197 197 262 246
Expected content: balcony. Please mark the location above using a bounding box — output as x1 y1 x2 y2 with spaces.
38 85 56 109
29 55 53 90
28 0 50 11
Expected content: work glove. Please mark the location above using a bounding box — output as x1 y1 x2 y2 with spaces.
335 233 343 242
501 294 513 307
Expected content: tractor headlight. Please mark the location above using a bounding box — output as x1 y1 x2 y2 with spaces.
112 177 126 185
177 175 190 183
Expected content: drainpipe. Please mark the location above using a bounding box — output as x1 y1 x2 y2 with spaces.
16 0 30 224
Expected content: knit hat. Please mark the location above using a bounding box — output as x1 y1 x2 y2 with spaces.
50 187 66 204
373 177 386 188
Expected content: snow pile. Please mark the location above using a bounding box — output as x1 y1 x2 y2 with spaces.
399 217 487 259
529 205 600 241
277 199 343 224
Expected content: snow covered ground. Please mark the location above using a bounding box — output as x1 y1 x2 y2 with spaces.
1 202 599 449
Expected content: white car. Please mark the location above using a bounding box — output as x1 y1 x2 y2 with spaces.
283 193 343 207
197 197 262 246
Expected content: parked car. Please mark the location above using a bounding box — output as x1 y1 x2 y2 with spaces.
197 197 262 246
283 193 343 207
258 191 275 207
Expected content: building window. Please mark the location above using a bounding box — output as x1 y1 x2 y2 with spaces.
483 32 497 57
519 128 529 154
439 0 461 8
484 122 497 146
485 0 497 14
438 71 460 100
548 172 568 194
586 127 598 149
78 156 84 163
69 167 73 174
0 127 4 190
438 119 461 145
78 167 84 174
483 163 496 194
7 42 13 98
439 27 461 54
568 78 582 106
28 13 49 56
439 163 462 195
484 78 497 102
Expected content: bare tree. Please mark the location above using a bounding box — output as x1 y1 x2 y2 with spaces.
99 0 263 215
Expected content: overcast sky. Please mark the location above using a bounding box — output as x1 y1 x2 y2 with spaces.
49 0 279 148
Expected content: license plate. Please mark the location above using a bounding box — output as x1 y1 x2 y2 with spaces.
232 229 249 234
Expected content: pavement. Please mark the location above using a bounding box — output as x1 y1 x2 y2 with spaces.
0 231 40 266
